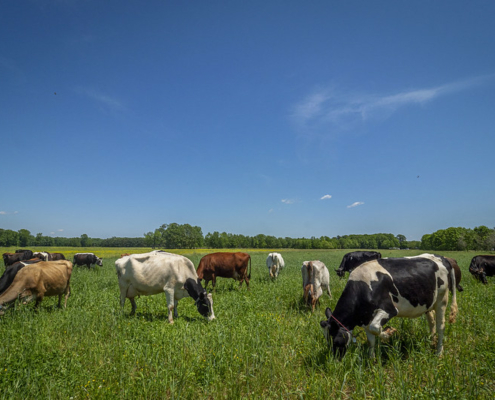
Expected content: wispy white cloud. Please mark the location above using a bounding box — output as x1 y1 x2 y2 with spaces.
75 86 124 111
58 229 64 232
347 202 364 208
281 199 296 204
320 194 332 200
0 211 6 215
292 74 495 131
0 211 18 215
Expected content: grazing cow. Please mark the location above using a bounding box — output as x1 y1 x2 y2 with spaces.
196 252 251 289
115 251 215 324
49 253 66 261
469 255 495 284
15 249 34 259
335 251 382 278
0 259 43 295
73 253 103 268
320 254 457 358
3 252 32 267
33 252 52 261
0 261 73 314
266 252 285 279
301 260 332 311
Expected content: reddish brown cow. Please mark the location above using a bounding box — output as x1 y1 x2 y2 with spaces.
196 252 251 289
445 257 463 292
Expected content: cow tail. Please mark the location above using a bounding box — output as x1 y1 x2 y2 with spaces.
248 256 251 279
448 265 458 324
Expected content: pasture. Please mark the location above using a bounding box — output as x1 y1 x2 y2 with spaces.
0 248 494 399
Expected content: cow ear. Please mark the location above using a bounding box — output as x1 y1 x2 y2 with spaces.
325 307 333 319
320 321 328 328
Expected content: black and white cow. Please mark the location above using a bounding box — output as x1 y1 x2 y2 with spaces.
469 255 495 284
335 251 382 278
33 252 52 261
320 254 457 358
73 253 103 268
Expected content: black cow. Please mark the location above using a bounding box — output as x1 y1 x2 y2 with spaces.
335 251 382 278
320 254 457 359
469 255 495 284
0 259 42 295
3 253 24 267
15 249 34 259
73 253 103 268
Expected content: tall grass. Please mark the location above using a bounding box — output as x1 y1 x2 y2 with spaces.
0 249 494 399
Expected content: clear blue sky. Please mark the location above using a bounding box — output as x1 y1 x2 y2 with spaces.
1 1 494 241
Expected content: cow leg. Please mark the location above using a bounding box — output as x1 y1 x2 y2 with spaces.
434 292 449 355
129 297 137 315
368 309 393 336
212 275 216 289
243 275 250 290
425 310 436 336
365 329 377 358
164 290 175 324
63 285 70 308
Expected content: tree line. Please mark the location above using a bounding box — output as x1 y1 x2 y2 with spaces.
1 224 493 251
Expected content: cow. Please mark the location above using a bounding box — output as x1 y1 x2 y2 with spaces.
266 252 285 279
301 260 332 311
120 253 131 258
49 253 66 261
444 257 463 292
0 259 43 296
3 252 32 267
73 253 103 268
469 255 495 284
15 249 34 259
320 254 457 359
335 251 382 278
196 252 251 290
33 252 52 261
115 251 215 324
0 260 73 315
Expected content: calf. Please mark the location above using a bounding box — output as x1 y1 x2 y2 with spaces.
266 252 285 279
301 260 331 311
196 252 251 289
115 251 215 324
320 254 457 358
0 261 73 314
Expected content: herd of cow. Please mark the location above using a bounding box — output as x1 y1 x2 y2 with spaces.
1 248 495 359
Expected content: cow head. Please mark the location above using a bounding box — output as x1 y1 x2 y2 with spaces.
469 262 488 284
320 308 352 359
185 278 215 321
96 257 103 267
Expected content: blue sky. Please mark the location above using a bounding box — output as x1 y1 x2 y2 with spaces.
1 1 494 241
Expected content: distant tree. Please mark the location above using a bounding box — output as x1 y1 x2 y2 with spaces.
18 229 33 247
80 234 91 247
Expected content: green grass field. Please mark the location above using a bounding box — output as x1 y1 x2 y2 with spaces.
0 248 494 399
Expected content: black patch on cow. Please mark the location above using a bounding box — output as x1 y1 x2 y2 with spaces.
437 277 444 288
376 258 437 309
184 278 211 318
392 295 399 303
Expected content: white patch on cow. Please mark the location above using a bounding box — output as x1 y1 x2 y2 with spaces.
348 260 388 290
368 309 391 335
267 253 285 279
301 260 332 305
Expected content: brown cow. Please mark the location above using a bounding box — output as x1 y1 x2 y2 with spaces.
196 252 251 290
49 253 66 261
445 257 463 292
0 260 73 315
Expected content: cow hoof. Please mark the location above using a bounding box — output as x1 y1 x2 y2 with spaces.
381 327 397 340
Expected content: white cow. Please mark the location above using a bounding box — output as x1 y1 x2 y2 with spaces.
266 252 285 279
301 260 332 311
115 251 215 324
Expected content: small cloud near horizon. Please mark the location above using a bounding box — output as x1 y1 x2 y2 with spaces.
320 194 332 200
347 202 364 208
281 199 296 204
0 211 18 215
